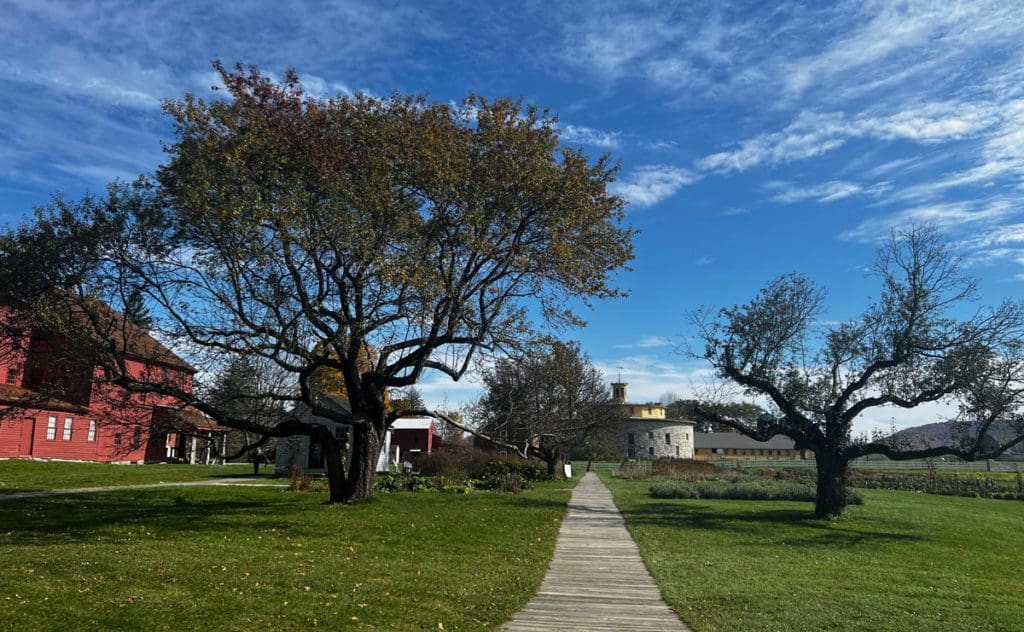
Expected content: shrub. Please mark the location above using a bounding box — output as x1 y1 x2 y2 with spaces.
289 465 314 492
416 446 489 477
375 472 414 492
475 458 547 482
652 459 723 478
615 461 652 480
650 479 863 504
474 472 528 493
415 446 547 482
373 467 532 495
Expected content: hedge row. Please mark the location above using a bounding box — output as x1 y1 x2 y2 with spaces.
649 479 864 504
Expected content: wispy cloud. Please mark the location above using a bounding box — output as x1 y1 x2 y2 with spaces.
551 2 1024 108
767 180 862 204
699 103 1002 175
559 124 622 148
615 335 674 349
692 256 713 266
612 165 697 208
838 199 1017 244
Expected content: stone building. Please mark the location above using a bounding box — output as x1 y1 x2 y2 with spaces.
609 382 696 460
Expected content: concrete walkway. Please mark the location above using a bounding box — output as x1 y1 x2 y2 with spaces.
503 471 690 631
0 478 285 501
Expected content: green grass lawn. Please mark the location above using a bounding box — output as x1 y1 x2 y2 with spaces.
0 478 574 630
602 474 1024 632
0 460 269 493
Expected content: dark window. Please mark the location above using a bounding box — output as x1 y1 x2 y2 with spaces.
665 433 671 444
132 426 143 448
5 366 19 385
676 446 680 457
307 438 325 469
647 432 654 439
113 433 123 445
648 446 654 456
627 432 635 445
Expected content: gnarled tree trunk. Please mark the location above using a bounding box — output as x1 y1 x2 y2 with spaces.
340 422 381 503
321 433 347 504
814 449 852 518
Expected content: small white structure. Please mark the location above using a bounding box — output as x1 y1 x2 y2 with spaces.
275 393 398 475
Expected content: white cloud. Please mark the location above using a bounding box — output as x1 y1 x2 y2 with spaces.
612 165 697 208
615 336 674 349
839 199 1016 244
699 103 1002 175
767 180 863 204
559 124 622 148
553 1 1024 109
0 1 446 109
780 3 980 98
692 256 713 266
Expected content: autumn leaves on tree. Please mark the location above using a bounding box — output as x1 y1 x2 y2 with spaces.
0 62 635 503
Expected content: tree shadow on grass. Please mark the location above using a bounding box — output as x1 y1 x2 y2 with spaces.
1 487 573 547
0 489 309 546
623 501 927 547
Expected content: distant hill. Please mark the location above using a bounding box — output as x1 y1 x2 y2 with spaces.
890 421 1023 454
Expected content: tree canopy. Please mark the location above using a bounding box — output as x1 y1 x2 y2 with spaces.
692 225 1024 517
0 62 635 502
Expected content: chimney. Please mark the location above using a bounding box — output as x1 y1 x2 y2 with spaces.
611 381 627 404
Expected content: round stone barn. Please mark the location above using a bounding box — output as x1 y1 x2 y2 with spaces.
609 382 695 460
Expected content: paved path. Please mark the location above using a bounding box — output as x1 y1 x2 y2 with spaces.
503 472 690 631
0 478 285 501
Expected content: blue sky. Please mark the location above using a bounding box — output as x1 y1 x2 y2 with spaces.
2 1 1023 434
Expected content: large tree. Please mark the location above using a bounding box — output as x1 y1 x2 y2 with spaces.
692 225 1024 517
0 63 634 503
472 341 617 476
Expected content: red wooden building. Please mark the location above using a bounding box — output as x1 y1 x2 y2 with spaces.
0 303 222 463
390 417 443 456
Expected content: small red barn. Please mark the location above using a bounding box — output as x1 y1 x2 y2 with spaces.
390 417 443 456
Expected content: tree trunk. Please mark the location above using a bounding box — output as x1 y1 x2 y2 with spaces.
543 447 562 479
341 423 380 502
814 450 852 518
322 433 347 504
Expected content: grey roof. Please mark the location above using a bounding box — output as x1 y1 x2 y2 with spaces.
289 392 352 427
694 432 796 450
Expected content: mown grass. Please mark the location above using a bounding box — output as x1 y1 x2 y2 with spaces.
602 473 1024 632
0 460 268 493
0 477 574 630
